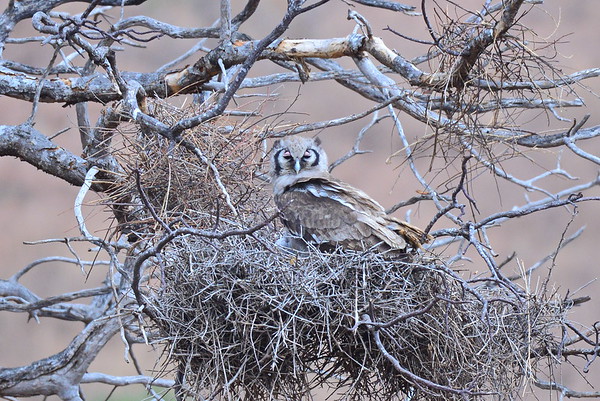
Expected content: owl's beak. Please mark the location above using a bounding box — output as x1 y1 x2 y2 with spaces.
294 159 301 173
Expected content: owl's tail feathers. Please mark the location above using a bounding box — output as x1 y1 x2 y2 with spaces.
387 217 433 250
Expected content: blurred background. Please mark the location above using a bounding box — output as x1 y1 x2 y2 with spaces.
1 0 599 399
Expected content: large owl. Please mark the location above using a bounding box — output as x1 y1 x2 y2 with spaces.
270 136 431 257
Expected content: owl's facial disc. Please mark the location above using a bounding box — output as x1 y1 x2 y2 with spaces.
277 147 319 174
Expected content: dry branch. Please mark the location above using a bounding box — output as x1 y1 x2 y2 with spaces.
0 313 133 401
0 124 91 186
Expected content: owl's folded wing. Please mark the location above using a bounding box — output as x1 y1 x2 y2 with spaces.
275 179 424 252
322 177 432 249
275 187 377 245
383 216 432 249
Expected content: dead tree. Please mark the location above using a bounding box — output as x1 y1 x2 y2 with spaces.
1 1 599 400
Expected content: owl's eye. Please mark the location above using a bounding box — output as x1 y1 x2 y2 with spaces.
302 150 313 159
282 150 292 160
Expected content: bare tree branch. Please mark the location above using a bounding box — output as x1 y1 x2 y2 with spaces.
81 373 174 388
0 124 89 186
350 0 418 15
0 313 130 400
535 379 600 399
0 286 111 313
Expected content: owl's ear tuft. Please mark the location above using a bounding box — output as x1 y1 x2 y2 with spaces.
313 137 322 146
273 139 281 149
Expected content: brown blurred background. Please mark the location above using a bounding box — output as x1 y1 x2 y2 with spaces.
1 1 599 400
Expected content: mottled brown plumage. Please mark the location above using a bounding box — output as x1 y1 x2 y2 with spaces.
270 136 430 256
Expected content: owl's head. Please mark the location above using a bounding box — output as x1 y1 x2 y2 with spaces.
270 136 329 193
270 136 328 177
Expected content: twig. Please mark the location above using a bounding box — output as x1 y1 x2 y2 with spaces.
219 0 232 42
130 213 279 321
534 379 600 398
364 313 476 397
508 226 585 281
273 95 401 137
0 287 111 313
81 373 174 388
135 169 172 233
11 256 111 282
351 0 418 14
329 111 381 171
168 2 309 137
185 143 238 216
351 297 439 330
74 166 100 240
474 195 598 230
423 155 471 234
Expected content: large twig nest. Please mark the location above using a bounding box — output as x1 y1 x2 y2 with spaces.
111 100 568 400
153 237 557 401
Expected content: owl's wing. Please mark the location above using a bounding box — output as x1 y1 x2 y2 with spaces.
275 184 382 248
323 178 432 249
275 177 430 252
383 216 432 249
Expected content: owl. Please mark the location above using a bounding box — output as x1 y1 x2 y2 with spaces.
270 136 431 257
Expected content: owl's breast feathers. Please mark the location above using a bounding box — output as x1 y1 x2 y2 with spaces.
274 175 431 253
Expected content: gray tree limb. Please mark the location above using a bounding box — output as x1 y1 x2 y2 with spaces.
0 124 89 185
0 313 131 401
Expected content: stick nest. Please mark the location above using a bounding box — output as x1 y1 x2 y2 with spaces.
111 101 569 400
